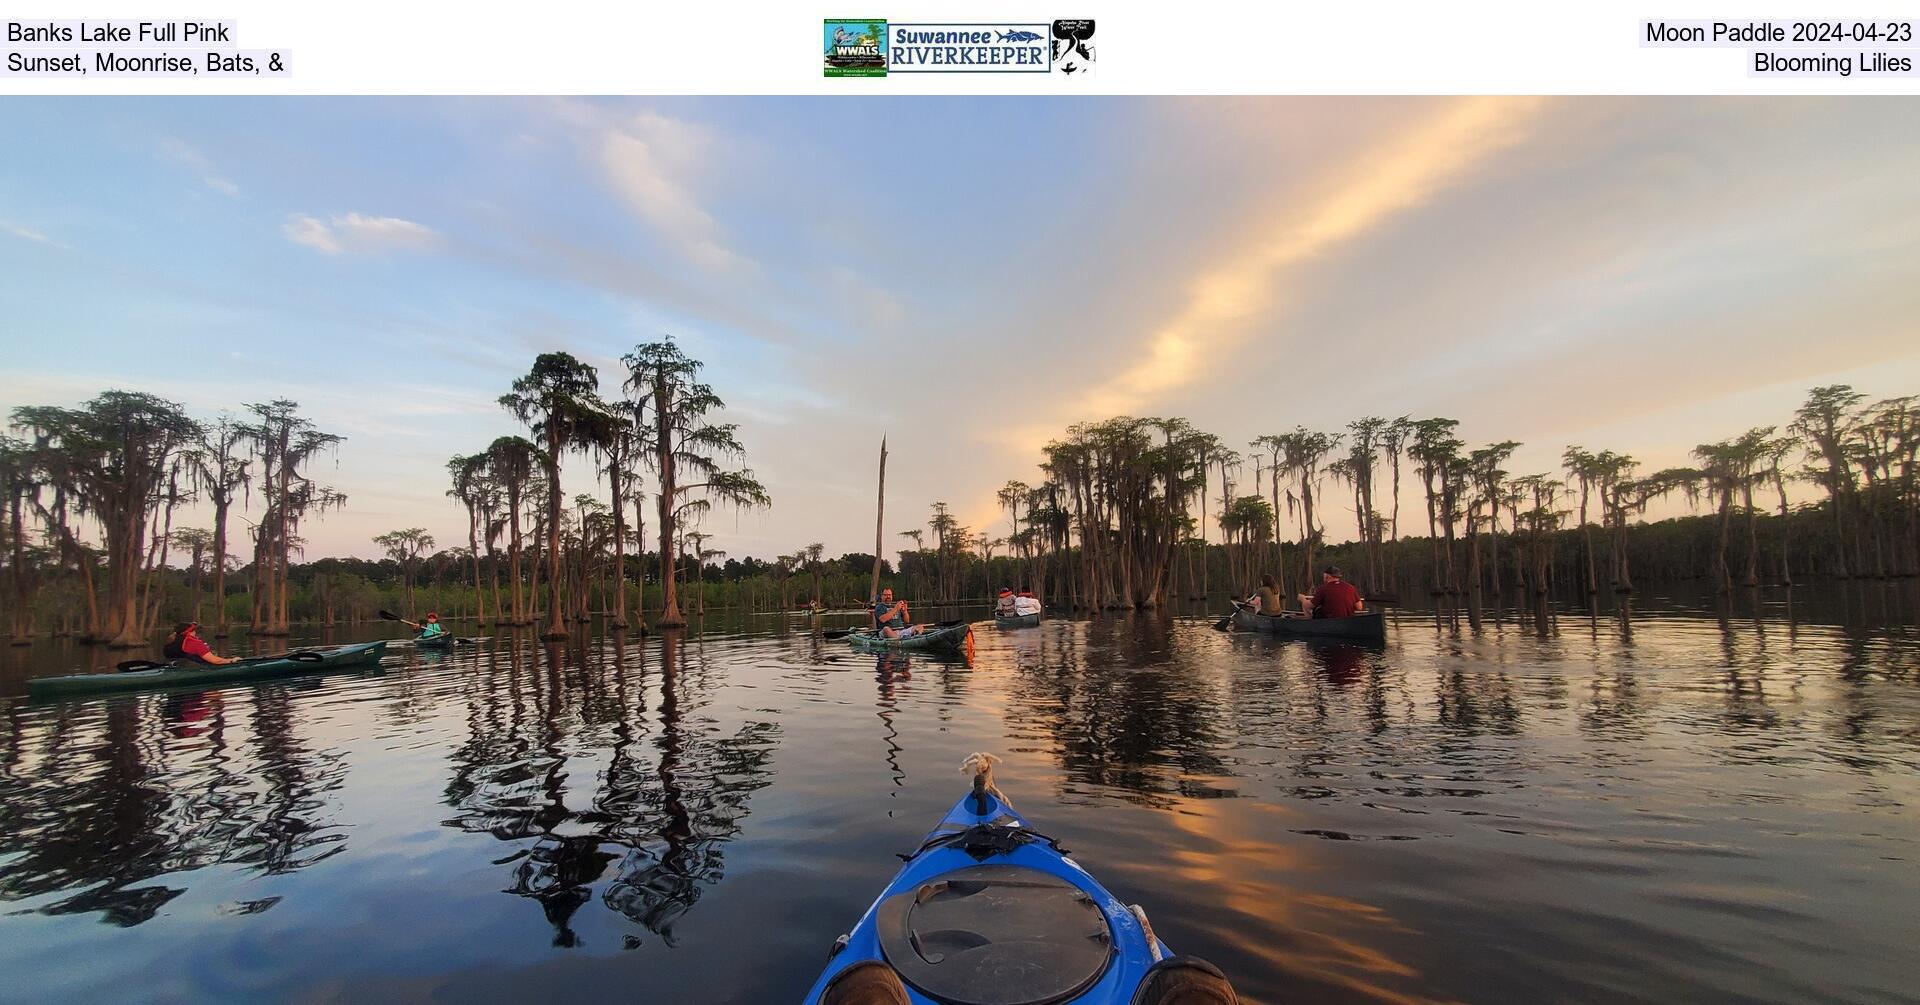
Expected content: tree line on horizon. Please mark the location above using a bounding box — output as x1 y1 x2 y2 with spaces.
0 337 777 648
3 380 1915 647
915 384 1917 613
2 394 342 648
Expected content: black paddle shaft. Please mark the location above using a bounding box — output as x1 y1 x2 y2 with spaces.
1213 600 1252 631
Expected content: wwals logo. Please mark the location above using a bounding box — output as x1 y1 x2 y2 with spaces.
824 19 887 77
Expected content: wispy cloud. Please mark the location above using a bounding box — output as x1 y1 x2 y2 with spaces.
283 212 439 255
159 138 241 197
1051 97 1549 429
598 110 752 272
1 220 62 248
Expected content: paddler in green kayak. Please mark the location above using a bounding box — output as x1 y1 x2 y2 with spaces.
162 621 239 666
870 588 926 640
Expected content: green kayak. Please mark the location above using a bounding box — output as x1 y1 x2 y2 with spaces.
29 641 389 698
844 622 973 653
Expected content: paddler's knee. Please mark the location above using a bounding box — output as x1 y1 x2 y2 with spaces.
1132 955 1241 1005
820 960 910 1005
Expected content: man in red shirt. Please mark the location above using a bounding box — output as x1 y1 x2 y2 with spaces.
163 622 239 665
1307 566 1362 619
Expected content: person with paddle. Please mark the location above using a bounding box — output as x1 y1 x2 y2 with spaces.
1300 565 1363 619
871 587 926 640
163 622 239 666
378 608 453 644
1248 574 1287 615
400 611 447 641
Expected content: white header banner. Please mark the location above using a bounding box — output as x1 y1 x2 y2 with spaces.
4 1 1920 94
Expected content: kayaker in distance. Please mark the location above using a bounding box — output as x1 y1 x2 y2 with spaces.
163 621 239 666
871 587 926 639
1013 588 1042 617
1300 565 1364 619
995 587 1019 617
394 611 447 641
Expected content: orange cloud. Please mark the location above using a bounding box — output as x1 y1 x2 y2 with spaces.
1081 96 1547 420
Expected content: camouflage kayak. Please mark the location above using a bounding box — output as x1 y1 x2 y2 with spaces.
844 622 973 652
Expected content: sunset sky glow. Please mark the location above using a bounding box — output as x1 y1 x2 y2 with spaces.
3 97 1918 562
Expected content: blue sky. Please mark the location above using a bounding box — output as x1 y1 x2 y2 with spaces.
3 97 1918 562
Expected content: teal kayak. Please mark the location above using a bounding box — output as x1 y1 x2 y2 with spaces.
416 632 455 649
994 611 1042 629
845 622 973 653
29 641 388 698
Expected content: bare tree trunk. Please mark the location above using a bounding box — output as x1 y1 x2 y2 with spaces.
1713 491 1734 594
541 426 567 640
1578 483 1597 596
1741 480 1761 588
1465 505 1484 628
610 458 629 630
632 490 647 628
870 437 887 606
1772 470 1793 585
655 372 685 627
507 484 525 624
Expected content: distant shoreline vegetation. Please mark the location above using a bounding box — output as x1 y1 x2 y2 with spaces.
3 381 1914 646
951 384 1915 614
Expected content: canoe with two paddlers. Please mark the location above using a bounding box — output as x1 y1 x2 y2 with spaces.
1232 608 1387 640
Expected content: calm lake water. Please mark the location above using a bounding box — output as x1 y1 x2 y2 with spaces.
3 588 1917 1005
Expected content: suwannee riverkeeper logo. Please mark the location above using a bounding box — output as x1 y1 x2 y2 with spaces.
823 18 1095 76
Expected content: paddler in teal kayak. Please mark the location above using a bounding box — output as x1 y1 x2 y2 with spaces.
870 588 926 640
416 612 447 642
162 621 239 666
392 611 448 642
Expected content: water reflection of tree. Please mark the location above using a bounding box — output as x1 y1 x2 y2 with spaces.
0 687 347 925
873 651 911 792
1001 615 1230 806
440 631 778 948
1433 666 1524 737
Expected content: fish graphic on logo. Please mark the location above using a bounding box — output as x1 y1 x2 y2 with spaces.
995 30 1044 43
